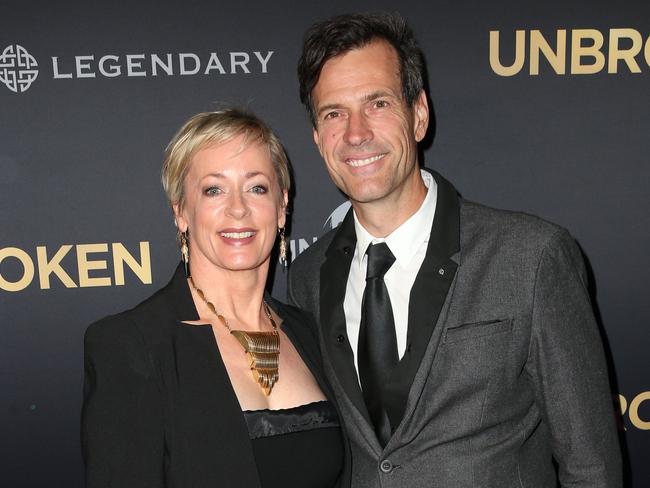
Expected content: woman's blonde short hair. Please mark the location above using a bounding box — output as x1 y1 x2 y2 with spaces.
162 109 291 209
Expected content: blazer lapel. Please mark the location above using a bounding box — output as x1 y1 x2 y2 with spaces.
390 170 461 433
269 297 329 397
163 264 262 487
320 210 372 424
405 170 460 371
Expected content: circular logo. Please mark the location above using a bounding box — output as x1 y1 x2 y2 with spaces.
323 200 352 232
0 44 39 93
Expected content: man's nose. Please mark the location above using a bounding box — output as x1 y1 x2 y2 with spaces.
343 111 373 147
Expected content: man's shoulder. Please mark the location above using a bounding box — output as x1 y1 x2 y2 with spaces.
290 226 338 273
460 199 569 246
287 226 341 307
269 295 315 324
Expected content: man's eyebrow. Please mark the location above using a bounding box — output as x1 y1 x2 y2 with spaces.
316 91 398 116
361 90 394 103
316 103 344 117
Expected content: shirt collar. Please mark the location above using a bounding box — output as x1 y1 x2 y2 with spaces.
353 170 438 268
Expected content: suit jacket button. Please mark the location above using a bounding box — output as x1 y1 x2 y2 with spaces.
336 334 345 343
343 246 351 255
380 460 393 473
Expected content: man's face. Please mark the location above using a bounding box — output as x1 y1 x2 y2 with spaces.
311 39 428 208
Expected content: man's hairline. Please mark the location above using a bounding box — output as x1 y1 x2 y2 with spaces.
307 39 420 129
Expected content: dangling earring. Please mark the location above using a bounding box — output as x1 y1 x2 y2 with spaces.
278 227 287 266
180 230 190 277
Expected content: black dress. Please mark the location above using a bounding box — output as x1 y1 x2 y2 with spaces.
244 400 343 487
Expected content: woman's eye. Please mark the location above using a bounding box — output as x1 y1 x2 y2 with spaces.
205 186 222 196
250 185 267 194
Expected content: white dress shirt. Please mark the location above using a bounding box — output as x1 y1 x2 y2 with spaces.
343 170 438 377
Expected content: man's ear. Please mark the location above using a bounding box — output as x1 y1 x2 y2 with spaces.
312 127 324 157
413 90 429 142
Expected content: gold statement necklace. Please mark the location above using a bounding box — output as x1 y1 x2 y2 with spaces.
189 277 280 396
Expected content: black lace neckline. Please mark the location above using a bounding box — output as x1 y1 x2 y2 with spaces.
242 400 339 439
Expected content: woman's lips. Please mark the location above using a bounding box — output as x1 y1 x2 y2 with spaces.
220 230 255 239
218 229 256 244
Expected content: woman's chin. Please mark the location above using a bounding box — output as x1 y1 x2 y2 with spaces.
213 254 271 273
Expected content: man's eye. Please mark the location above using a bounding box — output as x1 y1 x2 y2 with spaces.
250 185 267 194
374 100 389 108
205 186 222 196
324 111 340 120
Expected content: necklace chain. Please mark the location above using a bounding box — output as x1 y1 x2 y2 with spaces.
189 276 277 332
188 276 280 396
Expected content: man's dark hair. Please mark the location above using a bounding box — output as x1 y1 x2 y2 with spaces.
298 12 425 127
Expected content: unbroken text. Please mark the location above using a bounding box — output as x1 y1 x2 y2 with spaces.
490 28 650 76
0 242 152 291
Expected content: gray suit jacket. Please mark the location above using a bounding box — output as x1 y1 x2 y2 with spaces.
288 171 621 488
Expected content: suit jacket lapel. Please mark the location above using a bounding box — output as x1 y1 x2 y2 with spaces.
320 210 372 423
317 171 462 440
389 170 461 432
406 170 460 363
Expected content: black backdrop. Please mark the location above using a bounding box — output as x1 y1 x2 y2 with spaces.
1 1 648 486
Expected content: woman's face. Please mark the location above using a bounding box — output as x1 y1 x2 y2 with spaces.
174 135 287 276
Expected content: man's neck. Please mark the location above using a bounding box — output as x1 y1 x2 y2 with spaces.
352 171 428 238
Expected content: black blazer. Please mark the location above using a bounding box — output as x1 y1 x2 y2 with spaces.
82 264 350 488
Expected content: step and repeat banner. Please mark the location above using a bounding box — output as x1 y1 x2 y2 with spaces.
1 0 648 486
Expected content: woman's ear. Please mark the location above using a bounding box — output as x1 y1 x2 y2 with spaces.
173 203 188 233
278 190 288 228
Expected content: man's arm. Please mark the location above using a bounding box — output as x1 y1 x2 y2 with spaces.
287 263 303 309
527 229 622 487
287 242 324 314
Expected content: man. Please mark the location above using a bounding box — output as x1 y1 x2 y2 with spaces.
288 12 621 488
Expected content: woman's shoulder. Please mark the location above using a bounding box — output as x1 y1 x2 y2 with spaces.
267 295 321 350
268 296 317 328
85 265 189 348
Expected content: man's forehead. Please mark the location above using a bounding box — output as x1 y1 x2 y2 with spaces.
313 40 401 104
322 39 399 72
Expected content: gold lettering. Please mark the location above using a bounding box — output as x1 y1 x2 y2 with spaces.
36 245 77 289
618 394 628 430
530 30 566 75
571 29 605 74
77 244 111 287
629 391 650 430
0 247 35 292
489 30 526 76
645 36 650 67
618 394 628 415
608 28 643 74
112 242 152 286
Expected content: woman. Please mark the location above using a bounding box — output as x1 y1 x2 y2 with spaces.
82 109 348 487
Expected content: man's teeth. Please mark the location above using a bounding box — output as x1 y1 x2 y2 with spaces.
221 231 254 238
347 154 385 167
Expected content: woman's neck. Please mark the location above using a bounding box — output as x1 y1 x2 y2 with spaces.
188 264 271 331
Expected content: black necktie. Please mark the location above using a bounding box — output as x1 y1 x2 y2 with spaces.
358 242 398 446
